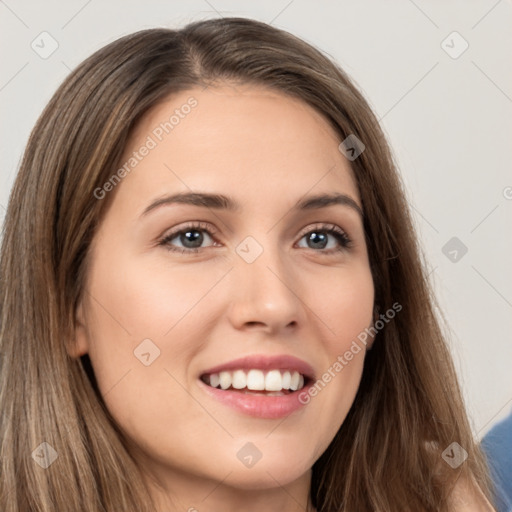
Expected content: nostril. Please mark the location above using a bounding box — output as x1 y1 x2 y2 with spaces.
245 321 265 328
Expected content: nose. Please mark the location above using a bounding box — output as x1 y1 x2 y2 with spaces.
226 240 305 335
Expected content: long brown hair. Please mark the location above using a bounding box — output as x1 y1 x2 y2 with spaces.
0 17 492 511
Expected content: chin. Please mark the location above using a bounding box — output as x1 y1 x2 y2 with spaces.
223 470 307 491
211 455 313 490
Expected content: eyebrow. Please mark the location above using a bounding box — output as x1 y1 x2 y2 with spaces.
141 191 363 218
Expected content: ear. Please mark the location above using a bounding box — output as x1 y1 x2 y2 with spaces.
66 300 90 358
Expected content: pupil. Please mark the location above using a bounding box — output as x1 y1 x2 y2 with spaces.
309 232 327 249
182 230 203 248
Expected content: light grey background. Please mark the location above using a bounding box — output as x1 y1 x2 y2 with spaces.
1 0 511 438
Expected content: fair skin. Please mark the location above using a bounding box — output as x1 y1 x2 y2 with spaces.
69 83 493 511
71 83 374 511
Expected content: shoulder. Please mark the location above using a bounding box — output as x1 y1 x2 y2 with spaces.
448 474 496 512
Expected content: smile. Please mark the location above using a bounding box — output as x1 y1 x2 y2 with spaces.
201 369 306 395
198 354 315 419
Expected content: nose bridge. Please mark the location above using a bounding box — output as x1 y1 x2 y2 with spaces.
228 232 302 329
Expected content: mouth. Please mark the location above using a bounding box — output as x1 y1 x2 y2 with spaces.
200 369 309 396
197 354 315 419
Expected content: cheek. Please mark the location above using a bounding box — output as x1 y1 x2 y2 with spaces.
84 247 230 356
81 250 230 428
307 262 375 351
299 264 373 424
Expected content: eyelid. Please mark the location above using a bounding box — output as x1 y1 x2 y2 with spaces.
296 222 348 240
158 221 220 254
161 221 219 240
294 222 353 252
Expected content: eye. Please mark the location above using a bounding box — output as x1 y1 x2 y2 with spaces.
159 222 218 253
296 223 352 253
159 222 352 254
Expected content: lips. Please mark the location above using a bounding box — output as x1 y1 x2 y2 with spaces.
198 354 315 418
200 354 314 391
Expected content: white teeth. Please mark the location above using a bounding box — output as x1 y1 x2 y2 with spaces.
290 371 300 391
282 371 291 390
219 371 232 390
210 373 220 388
246 369 265 390
204 369 306 392
231 370 247 389
265 370 283 391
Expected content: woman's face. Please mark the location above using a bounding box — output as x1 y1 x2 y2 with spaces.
73 83 374 501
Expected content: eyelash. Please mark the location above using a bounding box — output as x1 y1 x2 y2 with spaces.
158 221 353 255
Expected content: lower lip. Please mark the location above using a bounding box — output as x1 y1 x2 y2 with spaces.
198 380 312 419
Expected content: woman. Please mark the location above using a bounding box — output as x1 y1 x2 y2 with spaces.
0 17 496 511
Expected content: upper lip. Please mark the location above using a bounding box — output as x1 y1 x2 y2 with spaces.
200 354 316 381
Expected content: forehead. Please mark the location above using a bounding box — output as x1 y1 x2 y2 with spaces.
114 83 360 212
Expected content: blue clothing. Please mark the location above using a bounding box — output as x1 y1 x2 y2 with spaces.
481 409 512 512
